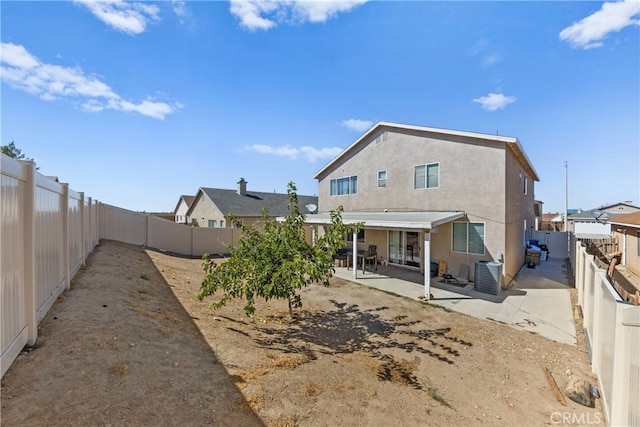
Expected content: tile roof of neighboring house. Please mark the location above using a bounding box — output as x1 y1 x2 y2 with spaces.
314 121 539 181
197 188 318 217
542 213 559 222
609 211 640 227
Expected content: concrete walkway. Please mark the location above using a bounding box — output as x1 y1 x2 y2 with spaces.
333 257 577 345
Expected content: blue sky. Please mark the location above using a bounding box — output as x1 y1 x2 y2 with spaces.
1 1 639 214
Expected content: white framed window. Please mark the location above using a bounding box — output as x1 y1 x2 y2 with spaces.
208 220 216 228
330 175 358 195
414 163 439 189
378 170 387 187
220 220 224 228
452 222 485 255
524 175 528 195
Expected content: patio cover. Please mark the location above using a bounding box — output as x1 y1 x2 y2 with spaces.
299 211 466 300
300 211 465 230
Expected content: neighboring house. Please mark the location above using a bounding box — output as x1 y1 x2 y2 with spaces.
174 195 195 224
534 200 543 230
542 209 579 232
541 213 561 231
187 178 318 229
610 211 640 282
307 121 540 287
568 202 640 238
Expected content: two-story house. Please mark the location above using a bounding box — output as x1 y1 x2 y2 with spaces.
187 178 318 229
306 121 539 293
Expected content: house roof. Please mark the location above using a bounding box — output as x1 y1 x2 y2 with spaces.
609 211 640 227
542 213 559 222
173 195 195 214
569 208 631 221
295 211 465 230
314 121 540 181
191 187 318 218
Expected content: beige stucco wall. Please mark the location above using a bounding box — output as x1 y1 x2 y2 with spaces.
189 195 226 228
175 200 190 224
316 128 536 284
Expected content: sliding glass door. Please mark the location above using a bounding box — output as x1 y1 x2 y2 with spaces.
388 230 421 268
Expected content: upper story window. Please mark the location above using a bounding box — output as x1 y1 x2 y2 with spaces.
208 220 216 228
452 222 485 255
378 170 387 187
330 176 358 196
523 175 528 195
220 220 224 228
414 163 439 189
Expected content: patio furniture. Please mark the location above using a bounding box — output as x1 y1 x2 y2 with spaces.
333 248 349 267
365 245 377 271
346 246 377 273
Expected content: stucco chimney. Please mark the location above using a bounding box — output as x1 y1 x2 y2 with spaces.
237 178 247 196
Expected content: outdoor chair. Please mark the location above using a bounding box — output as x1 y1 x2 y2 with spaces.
364 245 377 271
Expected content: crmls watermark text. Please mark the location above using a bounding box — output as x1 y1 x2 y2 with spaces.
550 412 603 425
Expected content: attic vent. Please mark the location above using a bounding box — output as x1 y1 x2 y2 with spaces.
382 131 389 142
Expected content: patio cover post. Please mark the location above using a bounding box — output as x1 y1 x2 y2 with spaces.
423 230 431 299
352 229 358 280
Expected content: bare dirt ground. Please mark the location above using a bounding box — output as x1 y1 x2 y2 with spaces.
1 240 604 426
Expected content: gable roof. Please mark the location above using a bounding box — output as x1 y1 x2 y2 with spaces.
609 211 640 227
314 121 539 181
190 187 318 218
173 195 195 214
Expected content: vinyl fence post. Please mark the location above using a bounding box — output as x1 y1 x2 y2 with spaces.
23 161 37 346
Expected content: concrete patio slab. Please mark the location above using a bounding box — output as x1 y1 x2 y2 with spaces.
333 257 577 345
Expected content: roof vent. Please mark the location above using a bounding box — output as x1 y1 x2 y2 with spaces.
237 178 247 196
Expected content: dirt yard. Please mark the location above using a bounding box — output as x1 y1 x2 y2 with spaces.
1 240 603 426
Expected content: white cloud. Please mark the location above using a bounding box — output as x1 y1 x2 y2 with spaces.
472 93 516 111
172 0 188 17
229 0 369 31
559 0 640 49
73 0 160 35
482 53 500 66
340 118 374 132
244 144 343 162
0 42 181 120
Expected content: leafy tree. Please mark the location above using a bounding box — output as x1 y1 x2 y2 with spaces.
1 141 26 159
198 182 359 318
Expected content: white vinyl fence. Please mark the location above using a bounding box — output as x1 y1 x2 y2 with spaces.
1 155 242 378
1 156 98 378
530 230 569 260
574 240 640 427
99 203 241 257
